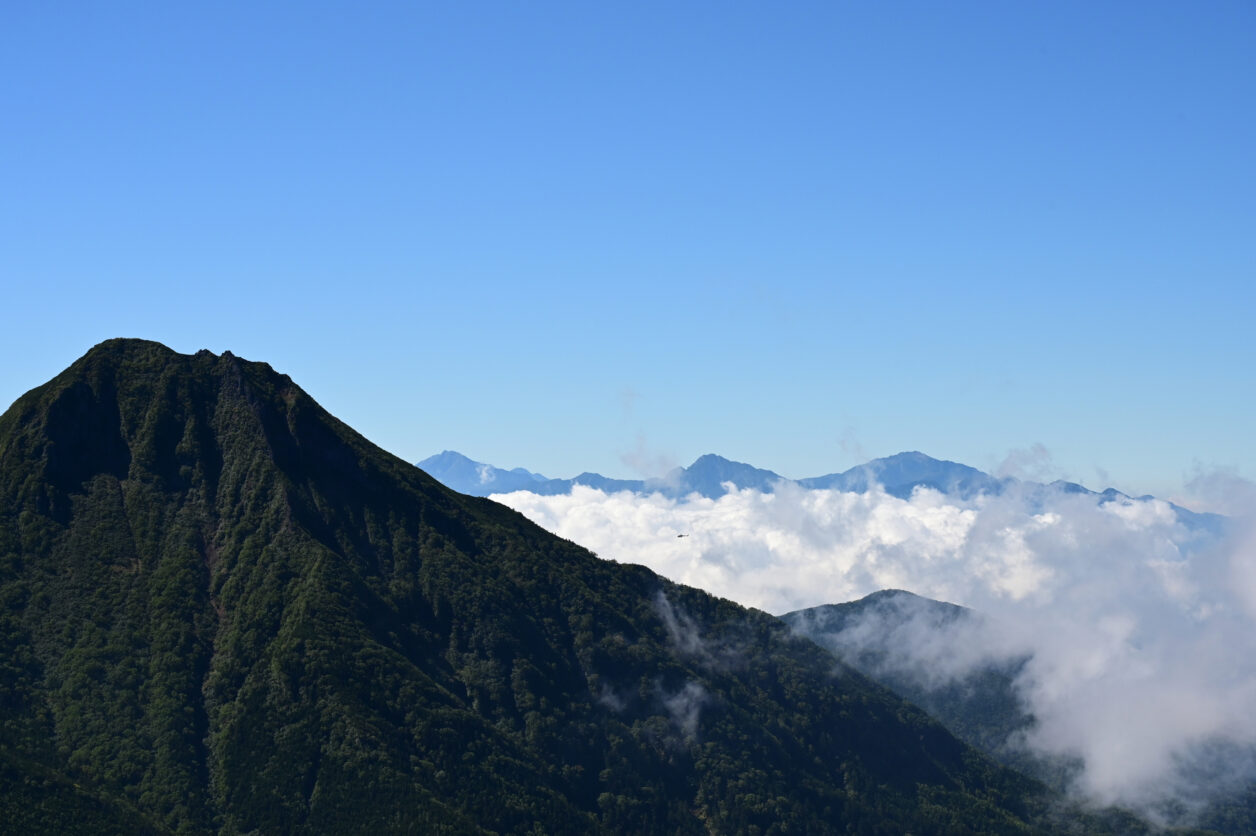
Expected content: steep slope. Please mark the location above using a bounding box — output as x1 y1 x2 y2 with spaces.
784 591 1037 770
1 340 1062 834
786 591 1253 835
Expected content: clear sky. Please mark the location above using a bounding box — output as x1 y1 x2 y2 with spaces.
1 1 1252 501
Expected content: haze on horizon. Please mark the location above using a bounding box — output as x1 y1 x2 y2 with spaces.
1 1 1252 503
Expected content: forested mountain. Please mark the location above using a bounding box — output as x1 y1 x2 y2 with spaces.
0 339 1085 835
785 591 1254 836
784 592 1043 777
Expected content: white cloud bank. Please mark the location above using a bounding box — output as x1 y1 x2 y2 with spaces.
493 480 1256 817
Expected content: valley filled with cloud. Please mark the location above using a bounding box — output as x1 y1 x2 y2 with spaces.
496 479 1256 818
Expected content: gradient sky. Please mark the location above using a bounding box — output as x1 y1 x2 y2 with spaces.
2 1 1252 501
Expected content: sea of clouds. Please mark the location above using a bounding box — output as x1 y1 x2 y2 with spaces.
494 476 1256 819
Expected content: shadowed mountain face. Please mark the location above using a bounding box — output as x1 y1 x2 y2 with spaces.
0 339 1060 835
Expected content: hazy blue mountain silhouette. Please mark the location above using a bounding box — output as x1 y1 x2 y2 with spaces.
416 450 552 495
420 452 783 500
420 450 1003 500
798 451 1002 498
418 451 1226 533
664 453 784 498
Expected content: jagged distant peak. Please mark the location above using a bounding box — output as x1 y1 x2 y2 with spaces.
418 449 1226 532
874 450 934 464
689 452 740 466
687 452 777 472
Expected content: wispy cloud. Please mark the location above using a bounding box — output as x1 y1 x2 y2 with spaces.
661 680 709 740
619 432 676 479
995 442 1058 482
653 591 708 659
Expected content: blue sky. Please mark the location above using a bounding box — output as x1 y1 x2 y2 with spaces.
2 1 1252 500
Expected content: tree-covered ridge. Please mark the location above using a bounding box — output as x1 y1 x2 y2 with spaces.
784 591 1035 765
785 592 1250 836
0 339 1193 834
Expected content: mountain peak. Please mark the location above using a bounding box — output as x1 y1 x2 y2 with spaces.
879 450 935 464
61 338 181 379
417 450 552 494
63 341 252 387
0 342 1053 833
83 336 177 357
676 453 783 498
421 449 476 467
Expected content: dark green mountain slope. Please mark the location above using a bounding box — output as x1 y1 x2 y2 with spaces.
784 591 1035 767
785 591 1249 836
0 340 1076 834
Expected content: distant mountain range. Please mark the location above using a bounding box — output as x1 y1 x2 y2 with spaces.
417 450 784 500
418 450 1224 532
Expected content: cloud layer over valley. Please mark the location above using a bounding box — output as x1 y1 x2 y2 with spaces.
495 480 1256 818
